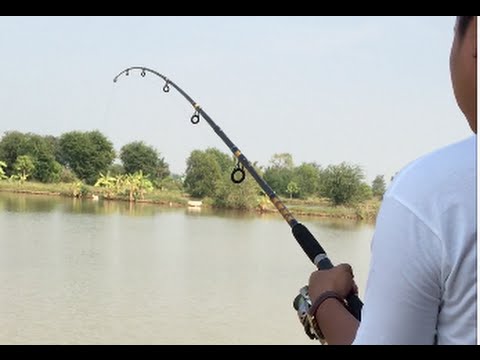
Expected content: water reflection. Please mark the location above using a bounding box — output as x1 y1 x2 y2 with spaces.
0 193 57 213
185 207 261 220
304 217 364 231
0 193 370 227
0 193 173 217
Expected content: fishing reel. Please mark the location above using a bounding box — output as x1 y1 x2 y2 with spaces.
293 285 326 344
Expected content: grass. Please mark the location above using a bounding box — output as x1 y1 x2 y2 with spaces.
269 196 380 222
0 180 81 197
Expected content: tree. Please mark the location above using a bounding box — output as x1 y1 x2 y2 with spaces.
269 153 294 169
13 155 35 183
204 148 233 174
213 171 259 210
263 166 293 196
354 182 373 202
184 149 222 198
0 131 27 176
33 149 62 183
120 141 169 181
286 181 300 199
263 153 295 197
372 175 386 198
293 162 321 199
0 131 60 183
58 130 115 185
157 175 183 192
320 162 366 206
108 163 125 177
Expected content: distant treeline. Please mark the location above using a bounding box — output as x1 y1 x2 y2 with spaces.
0 130 386 207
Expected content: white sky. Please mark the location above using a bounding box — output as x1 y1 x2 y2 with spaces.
0 16 473 184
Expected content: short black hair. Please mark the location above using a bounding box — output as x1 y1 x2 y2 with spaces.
457 16 474 37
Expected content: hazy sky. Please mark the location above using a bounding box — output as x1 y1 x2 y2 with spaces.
0 16 473 184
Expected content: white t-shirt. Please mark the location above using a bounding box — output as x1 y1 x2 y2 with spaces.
353 135 477 345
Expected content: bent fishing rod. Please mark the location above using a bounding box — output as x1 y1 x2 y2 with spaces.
113 66 363 321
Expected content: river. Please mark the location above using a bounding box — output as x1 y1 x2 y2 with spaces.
0 192 374 344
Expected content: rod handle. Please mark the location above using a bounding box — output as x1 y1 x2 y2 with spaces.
292 223 362 321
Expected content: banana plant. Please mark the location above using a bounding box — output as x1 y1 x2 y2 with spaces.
94 171 117 199
0 161 7 180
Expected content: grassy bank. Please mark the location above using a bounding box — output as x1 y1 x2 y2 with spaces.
264 197 380 222
0 181 189 207
0 181 380 222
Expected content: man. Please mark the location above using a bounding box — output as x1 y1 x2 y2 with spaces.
306 16 477 345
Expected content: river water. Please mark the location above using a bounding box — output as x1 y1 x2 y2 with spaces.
0 192 374 344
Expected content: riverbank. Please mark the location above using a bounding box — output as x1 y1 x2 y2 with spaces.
0 181 380 222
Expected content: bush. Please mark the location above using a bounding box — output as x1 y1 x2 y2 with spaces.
58 166 79 183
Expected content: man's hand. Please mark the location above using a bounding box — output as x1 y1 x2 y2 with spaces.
308 263 358 302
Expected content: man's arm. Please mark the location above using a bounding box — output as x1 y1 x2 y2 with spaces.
315 298 359 345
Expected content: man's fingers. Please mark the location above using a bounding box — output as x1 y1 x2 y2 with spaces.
338 263 354 277
352 282 359 295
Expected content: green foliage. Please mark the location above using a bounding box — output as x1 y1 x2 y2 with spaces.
213 171 259 210
211 158 262 209
94 171 154 201
0 128 388 214
34 157 62 183
120 141 169 181
293 162 321 199
204 148 234 173
263 166 293 196
80 183 91 197
8 174 22 184
0 131 27 175
0 131 59 182
354 182 373 202
263 153 296 197
43 135 60 159
71 181 81 197
0 161 7 180
122 171 154 201
58 130 115 185
13 155 35 182
286 181 300 199
372 175 386 198
184 149 223 198
155 175 183 192
94 172 117 199
57 166 78 183
320 162 366 206
108 163 125 177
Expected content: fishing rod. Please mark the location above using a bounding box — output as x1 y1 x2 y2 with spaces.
113 66 363 325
